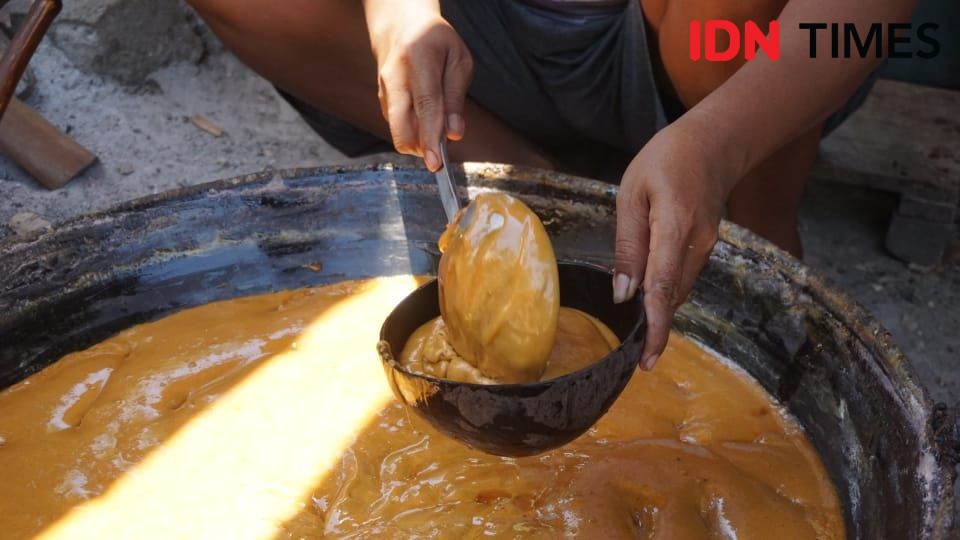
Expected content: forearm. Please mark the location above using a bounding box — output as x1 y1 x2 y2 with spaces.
683 0 918 186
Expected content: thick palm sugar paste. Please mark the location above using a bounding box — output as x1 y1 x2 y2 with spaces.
0 276 844 539
435 193 561 383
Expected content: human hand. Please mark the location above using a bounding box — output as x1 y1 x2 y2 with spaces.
613 118 740 371
364 0 473 171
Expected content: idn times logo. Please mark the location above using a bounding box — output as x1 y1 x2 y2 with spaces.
689 21 941 61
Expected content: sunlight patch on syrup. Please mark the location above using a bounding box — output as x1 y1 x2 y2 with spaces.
37 276 419 539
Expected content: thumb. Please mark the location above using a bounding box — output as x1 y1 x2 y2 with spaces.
613 186 650 304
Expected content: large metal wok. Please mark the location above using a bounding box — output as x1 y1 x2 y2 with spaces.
0 164 955 538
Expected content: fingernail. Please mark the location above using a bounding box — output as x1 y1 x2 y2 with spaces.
425 149 441 172
641 354 659 371
613 273 630 304
447 114 464 137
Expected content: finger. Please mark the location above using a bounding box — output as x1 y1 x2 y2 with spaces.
377 74 389 124
676 229 719 311
639 212 688 371
383 81 419 157
613 184 650 305
408 56 445 171
442 48 473 141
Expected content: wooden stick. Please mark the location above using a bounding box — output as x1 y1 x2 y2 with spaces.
0 97 96 189
0 0 61 120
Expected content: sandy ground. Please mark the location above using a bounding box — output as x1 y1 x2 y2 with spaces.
1 21 958 429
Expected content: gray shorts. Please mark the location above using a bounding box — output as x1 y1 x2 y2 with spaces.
281 0 875 179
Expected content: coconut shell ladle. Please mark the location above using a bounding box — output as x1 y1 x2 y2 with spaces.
378 146 646 456
378 262 646 457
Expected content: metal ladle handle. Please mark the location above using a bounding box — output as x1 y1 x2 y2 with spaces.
0 0 61 120
434 138 462 223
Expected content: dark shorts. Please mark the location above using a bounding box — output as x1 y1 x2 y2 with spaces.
281 0 876 179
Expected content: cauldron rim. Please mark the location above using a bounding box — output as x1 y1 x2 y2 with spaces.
0 162 930 384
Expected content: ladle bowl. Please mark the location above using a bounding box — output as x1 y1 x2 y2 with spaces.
377 261 646 457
